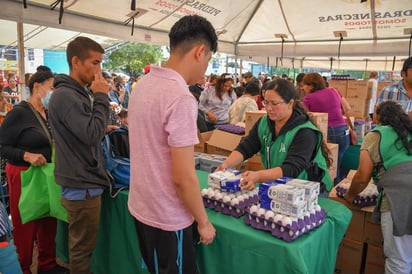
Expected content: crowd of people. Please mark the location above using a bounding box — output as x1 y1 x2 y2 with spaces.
0 13 411 274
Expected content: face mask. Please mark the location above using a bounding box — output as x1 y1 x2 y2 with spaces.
41 91 53 108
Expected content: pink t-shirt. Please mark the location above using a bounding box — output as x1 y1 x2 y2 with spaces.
302 87 346 127
127 66 199 231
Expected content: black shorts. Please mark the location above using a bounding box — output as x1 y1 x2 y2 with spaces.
134 219 199 274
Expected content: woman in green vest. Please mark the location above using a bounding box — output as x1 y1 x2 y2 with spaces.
343 101 412 274
219 79 333 194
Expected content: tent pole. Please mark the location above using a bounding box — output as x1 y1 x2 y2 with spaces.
225 55 229 73
392 56 396 72
17 21 25 103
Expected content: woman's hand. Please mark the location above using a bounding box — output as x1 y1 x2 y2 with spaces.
206 111 217 123
23 152 47 166
240 170 260 190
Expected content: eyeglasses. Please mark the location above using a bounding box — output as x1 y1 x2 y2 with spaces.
263 100 285 107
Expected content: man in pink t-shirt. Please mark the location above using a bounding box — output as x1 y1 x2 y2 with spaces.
128 15 218 274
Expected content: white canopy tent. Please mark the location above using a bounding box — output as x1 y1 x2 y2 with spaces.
0 0 411 71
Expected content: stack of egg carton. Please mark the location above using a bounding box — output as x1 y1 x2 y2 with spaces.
335 179 379 207
214 124 245 135
244 177 327 242
201 169 259 218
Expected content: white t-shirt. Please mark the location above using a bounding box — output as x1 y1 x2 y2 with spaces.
368 78 378 114
128 65 199 231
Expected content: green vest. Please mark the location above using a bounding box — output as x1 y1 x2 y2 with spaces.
257 115 333 191
373 125 412 171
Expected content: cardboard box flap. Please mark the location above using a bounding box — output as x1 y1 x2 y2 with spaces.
207 129 243 152
198 130 213 143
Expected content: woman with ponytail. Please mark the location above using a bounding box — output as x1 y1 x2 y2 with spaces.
343 101 412 274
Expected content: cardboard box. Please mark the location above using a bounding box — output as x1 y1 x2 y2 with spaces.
327 142 338 180
335 238 366 274
195 131 213 153
363 212 384 247
346 98 370 119
346 80 372 100
206 129 243 156
308 112 328 141
377 81 393 99
247 154 264 171
244 110 266 136
345 209 366 242
329 80 348 97
364 244 385 274
329 184 365 242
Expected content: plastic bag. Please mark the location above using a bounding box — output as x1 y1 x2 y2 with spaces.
19 163 67 224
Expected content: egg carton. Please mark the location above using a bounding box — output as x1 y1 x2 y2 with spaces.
335 182 378 207
201 187 259 218
243 204 327 242
214 124 245 135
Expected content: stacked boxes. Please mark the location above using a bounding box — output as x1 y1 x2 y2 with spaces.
244 177 327 242
202 169 259 218
329 79 348 97
308 112 328 141
244 110 267 136
330 172 384 273
195 153 227 173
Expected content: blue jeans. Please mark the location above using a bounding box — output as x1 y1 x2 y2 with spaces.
328 125 350 184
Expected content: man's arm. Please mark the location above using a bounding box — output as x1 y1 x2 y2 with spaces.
170 145 215 245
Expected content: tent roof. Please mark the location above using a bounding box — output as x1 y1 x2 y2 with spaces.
1 0 411 71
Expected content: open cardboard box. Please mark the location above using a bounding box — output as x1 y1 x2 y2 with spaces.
195 130 214 153
206 129 244 156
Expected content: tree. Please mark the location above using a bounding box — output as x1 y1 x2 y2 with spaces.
103 43 164 76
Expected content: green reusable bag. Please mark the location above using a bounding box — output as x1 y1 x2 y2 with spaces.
19 163 67 224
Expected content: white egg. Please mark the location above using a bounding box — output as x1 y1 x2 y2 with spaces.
265 210 275 220
249 205 258 214
207 189 215 197
257 208 266 217
223 195 231 203
231 198 240 206
201 189 208 196
274 214 283 223
215 193 223 201
282 216 292 226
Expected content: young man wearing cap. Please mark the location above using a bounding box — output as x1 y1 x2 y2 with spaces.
377 57 412 119
128 15 218 274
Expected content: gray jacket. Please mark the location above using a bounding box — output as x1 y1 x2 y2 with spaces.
49 74 110 189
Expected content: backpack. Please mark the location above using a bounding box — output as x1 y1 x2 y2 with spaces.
102 128 130 197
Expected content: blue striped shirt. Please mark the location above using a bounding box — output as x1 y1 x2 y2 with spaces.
0 202 9 238
377 80 412 113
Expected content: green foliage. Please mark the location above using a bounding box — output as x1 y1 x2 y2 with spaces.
103 43 165 76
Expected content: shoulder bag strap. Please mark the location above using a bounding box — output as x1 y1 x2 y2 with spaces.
27 103 53 146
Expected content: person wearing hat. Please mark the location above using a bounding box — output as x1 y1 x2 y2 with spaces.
377 57 412 119
229 81 260 124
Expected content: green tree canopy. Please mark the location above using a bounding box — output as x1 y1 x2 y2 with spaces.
103 43 164 77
